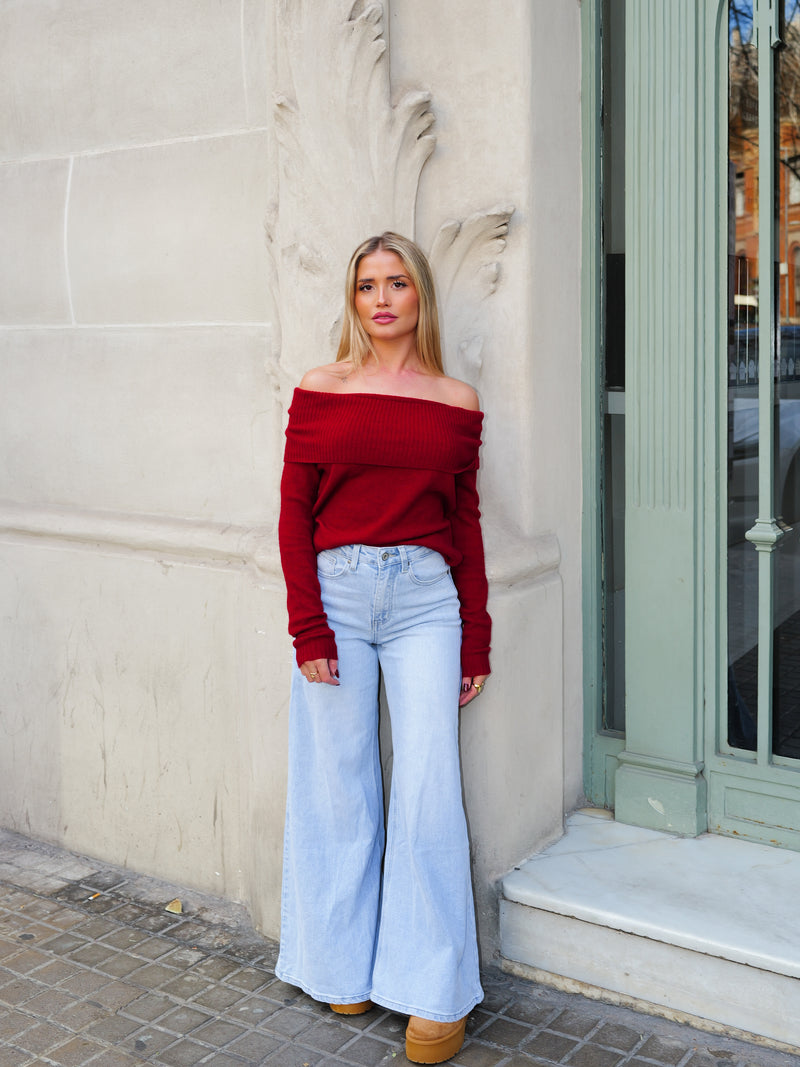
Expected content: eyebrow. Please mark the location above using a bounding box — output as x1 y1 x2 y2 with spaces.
357 274 410 283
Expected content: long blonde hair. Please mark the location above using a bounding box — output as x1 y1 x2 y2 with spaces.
335 232 444 374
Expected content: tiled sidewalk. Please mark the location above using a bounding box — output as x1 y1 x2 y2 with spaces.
0 830 797 1067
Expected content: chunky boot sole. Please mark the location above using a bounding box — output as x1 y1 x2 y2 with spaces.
405 1016 467 1064
329 1000 373 1015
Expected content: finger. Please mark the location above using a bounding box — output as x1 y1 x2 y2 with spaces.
301 660 323 683
316 660 339 686
459 675 487 707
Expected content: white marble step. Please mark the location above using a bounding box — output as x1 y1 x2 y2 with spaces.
500 809 800 1049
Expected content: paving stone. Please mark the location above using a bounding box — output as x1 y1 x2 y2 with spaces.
85 870 129 892
67 942 118 967
0 976 44 1005
192 956 239 981
130 935 175 961
4 947 51 974
13 1018 69 1054
22 987 78 1016
86 1013 143 1043
593 1022 645 1052
32 958 82 986
451 1042 510 1066
261 1004 316 1038
42 909 87 932
335 1033 396 1065
54 996 112 1031
264 1045 327 1065
192 982 248 1012
262 977 306 1003
568 1045 627 1067
367 1012 406 1043
108 903 150 924
224 964 272 992
479 1016 534 1048
37 932 88 956
549 1007 603 1039
160 973 214 1001
73 916 120 940
191 1017 247 1047
523 1028 581 1061
87 1050 142 1066
636 1035 693 1064
157 1005 214 1035
225 993 281 1026
0 1008 34 1040
130 962 182 989
225 1029 283 1059
502 999 559 1028
134 912 180 934
128 1026 177 1056
299 1018 359 1053
46 1034 108 1066
97 952 148 979
123 991 176 1022
92 981 142 1011
0 1047 28 1066
58 969 110 996
195 1055 249 1067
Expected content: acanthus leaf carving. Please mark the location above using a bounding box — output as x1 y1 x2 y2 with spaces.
268 2 513 403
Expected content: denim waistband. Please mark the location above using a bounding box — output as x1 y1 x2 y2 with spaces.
322 544 436 573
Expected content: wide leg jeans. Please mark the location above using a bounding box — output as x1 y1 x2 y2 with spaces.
276 544 483 1022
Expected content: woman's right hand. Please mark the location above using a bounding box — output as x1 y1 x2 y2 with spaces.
300 658 340 685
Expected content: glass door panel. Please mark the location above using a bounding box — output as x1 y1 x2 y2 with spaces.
727 0 800 764
773 1 800 759
728 1 761 751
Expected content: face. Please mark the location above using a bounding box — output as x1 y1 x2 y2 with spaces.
354 249 419 344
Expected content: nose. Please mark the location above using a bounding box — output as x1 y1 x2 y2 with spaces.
376 284 390 305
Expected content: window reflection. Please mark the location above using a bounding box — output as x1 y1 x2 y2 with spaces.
728 0 800 759
728 1 759 751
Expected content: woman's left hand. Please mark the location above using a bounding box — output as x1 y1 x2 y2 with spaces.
459 675 488 708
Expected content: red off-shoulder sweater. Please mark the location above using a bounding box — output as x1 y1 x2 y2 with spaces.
278 388 491 676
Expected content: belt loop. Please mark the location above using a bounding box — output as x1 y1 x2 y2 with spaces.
349 544 361 571
399 545 409 572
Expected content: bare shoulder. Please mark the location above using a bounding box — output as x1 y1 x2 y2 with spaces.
435 376 480 411
298 362 352 392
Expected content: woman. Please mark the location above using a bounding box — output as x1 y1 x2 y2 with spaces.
276 231 491 1064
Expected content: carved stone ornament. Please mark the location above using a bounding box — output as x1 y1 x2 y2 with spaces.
266 0 514 404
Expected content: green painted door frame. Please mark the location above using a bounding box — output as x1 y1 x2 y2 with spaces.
582 0 727 832
583 0 800 845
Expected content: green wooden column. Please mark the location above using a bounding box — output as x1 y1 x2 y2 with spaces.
614 0 725 835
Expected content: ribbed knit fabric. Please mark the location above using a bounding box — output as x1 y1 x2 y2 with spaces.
279 389 491 676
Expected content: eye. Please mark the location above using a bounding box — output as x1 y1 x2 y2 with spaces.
391 280 408 289
357 282 373 292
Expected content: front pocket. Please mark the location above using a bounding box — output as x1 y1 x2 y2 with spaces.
407 549 450 586
316 548 350 579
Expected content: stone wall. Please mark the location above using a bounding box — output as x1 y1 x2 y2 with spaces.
0 0 582 957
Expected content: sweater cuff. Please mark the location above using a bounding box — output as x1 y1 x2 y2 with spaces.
460 651 491 678
294 635 339 669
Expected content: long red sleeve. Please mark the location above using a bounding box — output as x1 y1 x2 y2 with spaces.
278 389 491 676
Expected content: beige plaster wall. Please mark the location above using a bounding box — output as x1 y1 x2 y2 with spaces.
0 0 582 958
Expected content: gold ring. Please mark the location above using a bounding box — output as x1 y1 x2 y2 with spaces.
309 672 318 679
473 682 483 693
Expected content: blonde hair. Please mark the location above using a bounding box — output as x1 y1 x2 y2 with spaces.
335 232 444 374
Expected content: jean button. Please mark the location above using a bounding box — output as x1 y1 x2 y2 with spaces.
381 551 390 561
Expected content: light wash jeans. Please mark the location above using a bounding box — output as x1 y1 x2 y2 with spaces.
276 544 483 1022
